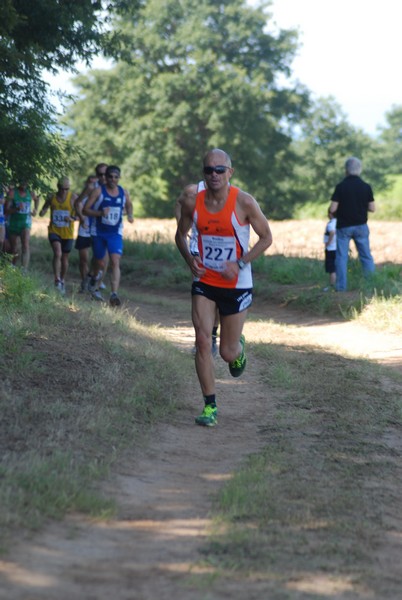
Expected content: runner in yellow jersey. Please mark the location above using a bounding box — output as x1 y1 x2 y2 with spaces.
39 177 78 294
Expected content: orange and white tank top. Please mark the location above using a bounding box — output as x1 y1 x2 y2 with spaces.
192 186 252 289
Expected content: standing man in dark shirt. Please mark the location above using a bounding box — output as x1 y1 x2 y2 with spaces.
329 157 376 291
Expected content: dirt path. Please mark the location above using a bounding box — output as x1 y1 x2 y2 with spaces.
1 294 401 600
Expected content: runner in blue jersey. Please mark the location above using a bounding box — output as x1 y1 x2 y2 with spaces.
83 165 133 306
74 164 109 292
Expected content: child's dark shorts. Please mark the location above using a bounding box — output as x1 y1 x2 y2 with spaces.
325 250 336 274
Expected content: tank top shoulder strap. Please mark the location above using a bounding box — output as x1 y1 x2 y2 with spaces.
220 185 239 219
194 188 206 216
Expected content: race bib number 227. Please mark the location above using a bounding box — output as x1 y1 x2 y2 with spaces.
201 235 236 271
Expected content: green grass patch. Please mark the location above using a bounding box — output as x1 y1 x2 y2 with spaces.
0 262 187 545
352 290 402 334
253 254 401 323
28 231 401 327
202 339 402 581
254 253 323 285
375 174 402 220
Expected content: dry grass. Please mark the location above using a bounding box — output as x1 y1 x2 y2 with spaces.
31 217 402 266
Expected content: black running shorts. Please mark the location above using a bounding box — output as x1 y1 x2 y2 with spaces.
191 281 252 316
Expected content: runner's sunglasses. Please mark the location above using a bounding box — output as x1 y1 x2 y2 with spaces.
203 165 230 175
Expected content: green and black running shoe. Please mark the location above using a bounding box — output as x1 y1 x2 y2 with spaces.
229 334 246 378
195 405 218 427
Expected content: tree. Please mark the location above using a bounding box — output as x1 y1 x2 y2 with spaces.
64 0 310 217
0 0 120 188
378 105 402 174
291 97 389 210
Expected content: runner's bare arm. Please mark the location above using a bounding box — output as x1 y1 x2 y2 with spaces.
175 185 206 277
67 193 79 221
221 191 272 281
125 190 134 223
174 184 197 224
75 184 98 226
74 186 89 214
174 195 182 224
32 192 39 215
5 197 16 214
39 194 52 217
83 187 102 217
175 188 195 263
237 191 273 263
5 189 19 214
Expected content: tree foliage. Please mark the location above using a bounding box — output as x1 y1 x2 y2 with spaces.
4 0 395 217
378 105 402 174
0 0 118 189
291 97 390 209
65 0 310 217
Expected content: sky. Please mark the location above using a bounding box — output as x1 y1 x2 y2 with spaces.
269 0 401 135
45 0 401 137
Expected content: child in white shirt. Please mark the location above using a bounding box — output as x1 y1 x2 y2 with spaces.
323 209 337 291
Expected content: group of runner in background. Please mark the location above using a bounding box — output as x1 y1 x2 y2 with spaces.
0 163 133 307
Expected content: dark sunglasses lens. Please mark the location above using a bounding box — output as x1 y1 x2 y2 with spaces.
204 166 227 175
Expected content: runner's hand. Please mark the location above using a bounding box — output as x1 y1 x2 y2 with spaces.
190 255 206 277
